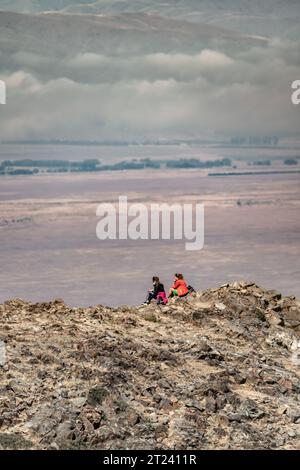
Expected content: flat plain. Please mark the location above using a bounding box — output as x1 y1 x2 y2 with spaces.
1 148 299 306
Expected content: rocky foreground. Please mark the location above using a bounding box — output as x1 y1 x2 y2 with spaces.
0 282 300 450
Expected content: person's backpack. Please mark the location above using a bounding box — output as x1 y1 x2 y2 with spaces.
187 285 195 293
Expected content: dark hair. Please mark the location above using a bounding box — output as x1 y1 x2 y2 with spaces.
175 273 183 280
152 276 160 283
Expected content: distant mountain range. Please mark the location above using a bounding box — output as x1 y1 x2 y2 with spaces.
0 10 267 67
0 0 299 39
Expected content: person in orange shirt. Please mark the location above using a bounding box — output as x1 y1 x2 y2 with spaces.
168 273 189 298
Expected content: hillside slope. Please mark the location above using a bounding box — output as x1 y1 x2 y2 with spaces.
0 281 300 450
1 0 299 39
0 10 266 66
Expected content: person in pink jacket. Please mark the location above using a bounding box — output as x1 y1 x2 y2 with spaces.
144 276 168 305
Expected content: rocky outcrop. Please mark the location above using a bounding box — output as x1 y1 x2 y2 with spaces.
0 282 300 450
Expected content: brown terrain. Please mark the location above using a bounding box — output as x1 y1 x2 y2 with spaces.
0 281 300 450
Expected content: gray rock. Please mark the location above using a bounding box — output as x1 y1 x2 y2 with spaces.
2 282 300 450
287 408 300 424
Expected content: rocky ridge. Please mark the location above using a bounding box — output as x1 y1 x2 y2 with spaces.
0 281 300 450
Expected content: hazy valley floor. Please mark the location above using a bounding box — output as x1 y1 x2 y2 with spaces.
0 167 300 306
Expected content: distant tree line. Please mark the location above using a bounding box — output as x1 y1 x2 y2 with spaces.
284 158 298 165
251 160 271 166
231 136 279 146
0 157 232 175
166 158 231 169
0 159 100 174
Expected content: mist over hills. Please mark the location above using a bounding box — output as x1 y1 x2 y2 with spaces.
0 1 299 141
0 10 266 61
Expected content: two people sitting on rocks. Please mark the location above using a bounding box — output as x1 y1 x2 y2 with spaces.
144 273 195 305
